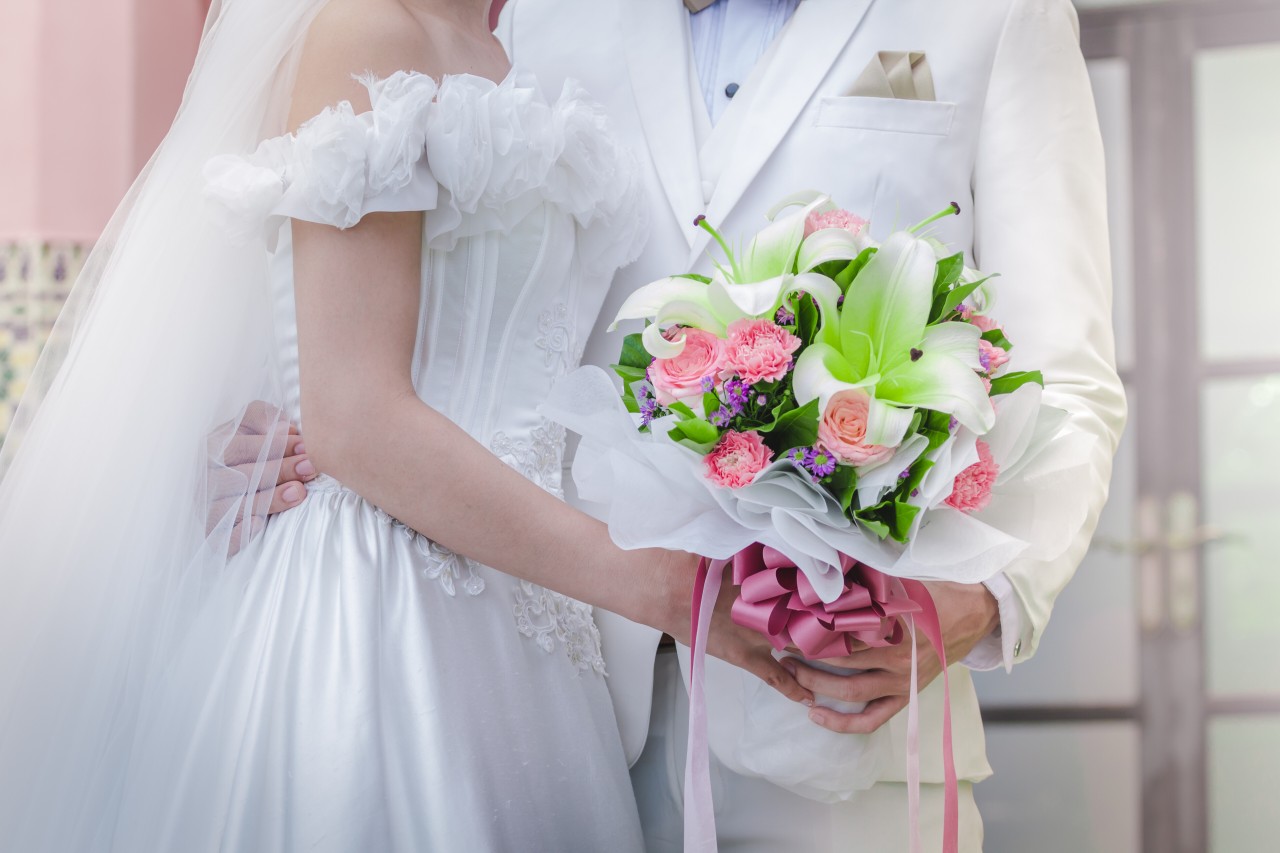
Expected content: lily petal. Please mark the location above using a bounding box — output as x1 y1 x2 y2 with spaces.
839 231 937 375
766 190 833 221
793 343 878 411
865 394 915 447
710 273 794 318
789 272 845 348
655 299 729 337
919 321 983 371
611 276 713 329
642 321 686 359
879 351 996 434
741 195 830 281
798 228 865 273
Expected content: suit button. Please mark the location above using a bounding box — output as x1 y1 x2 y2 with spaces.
725 82 740 99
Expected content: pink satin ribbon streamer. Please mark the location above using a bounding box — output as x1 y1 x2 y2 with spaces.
685 548 959 853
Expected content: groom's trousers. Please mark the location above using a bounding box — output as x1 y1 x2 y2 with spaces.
631 652 984 853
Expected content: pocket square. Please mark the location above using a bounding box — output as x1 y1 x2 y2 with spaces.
847 51 936 101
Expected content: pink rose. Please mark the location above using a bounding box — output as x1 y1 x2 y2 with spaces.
945 440 1000 513
978 339 1010 375
704 430 773 489
722 318 802 384
816 390 894 467
805 208 869 239
649 327 726 406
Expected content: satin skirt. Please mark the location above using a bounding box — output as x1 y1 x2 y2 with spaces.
107 476 644 853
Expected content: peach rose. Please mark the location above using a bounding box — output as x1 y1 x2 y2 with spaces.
723 318 802 384
649 327 726 406
703 430 773 489
816 390 894 467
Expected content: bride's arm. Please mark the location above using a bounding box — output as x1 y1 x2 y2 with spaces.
286 3 809 701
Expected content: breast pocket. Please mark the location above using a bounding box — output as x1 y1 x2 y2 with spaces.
813 95 956 137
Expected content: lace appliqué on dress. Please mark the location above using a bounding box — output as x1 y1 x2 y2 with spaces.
513 580 607 676
534 303 574 371
489 423 606 675
372 506 486 597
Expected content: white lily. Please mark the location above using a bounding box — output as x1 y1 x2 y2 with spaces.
792 222 995 448
610 191 851 359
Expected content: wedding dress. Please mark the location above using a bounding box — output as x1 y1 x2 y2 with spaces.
0 60 648 853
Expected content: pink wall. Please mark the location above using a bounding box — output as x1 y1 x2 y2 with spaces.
0 0 204 243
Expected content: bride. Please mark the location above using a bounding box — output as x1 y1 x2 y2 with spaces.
0 0 808 849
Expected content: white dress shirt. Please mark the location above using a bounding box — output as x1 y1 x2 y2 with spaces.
687 0 1021 671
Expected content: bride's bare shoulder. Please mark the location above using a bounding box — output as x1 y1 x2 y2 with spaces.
289 0 435 129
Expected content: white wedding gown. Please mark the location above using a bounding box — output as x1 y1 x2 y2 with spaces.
103 70 648 852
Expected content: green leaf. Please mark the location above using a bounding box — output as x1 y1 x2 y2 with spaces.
989 370 1044 396
676 273 713 284
931 253 965 299
855 499 921 544
759 398 819 449
981 328 1014 352
834 247 877 290
929 277 990 324
796 293 818 346
678 417 721 445
668 400 698 420
619 333 653 370
611 364 647 383
826 464 858 512
702 391 723 417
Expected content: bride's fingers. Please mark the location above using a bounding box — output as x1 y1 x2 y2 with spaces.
740 648 813 705
808 694 908 735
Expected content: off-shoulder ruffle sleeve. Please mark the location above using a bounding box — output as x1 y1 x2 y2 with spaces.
203 70 647 276
203 72 441 243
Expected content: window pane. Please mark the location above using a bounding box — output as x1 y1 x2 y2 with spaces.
1209 716 1280 852
1203 376 1280 698
978 722 1140 852
1195 43 1280 362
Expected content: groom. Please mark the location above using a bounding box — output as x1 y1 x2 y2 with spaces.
490 0 1126 850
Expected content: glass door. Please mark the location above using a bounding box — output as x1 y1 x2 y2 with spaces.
972 2 1280 851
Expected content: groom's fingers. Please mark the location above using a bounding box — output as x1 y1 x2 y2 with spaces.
807 695 909 735
783 663 904 704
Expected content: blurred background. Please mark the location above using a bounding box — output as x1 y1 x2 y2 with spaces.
0 1 1277 851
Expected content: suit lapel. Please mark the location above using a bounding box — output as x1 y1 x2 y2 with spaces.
690 0 876 265
622 0 704 248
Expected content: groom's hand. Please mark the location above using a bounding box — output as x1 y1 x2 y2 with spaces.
206 401 314 554
781 581 1000 734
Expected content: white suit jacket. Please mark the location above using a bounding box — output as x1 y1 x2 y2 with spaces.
499 0 1127 785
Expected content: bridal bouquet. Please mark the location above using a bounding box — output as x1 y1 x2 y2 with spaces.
542 192 1092 850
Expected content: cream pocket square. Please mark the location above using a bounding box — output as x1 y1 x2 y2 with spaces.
848 51 936 101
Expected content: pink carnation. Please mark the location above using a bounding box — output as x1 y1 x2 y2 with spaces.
649 327 725 406
722 318 802 384
816 390 894 467
978 339 1010 376
945 440 1000 513
704 430 773 489
959 306 1001 335
805 208 869 239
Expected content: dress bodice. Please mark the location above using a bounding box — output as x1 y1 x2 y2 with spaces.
206 70 646 491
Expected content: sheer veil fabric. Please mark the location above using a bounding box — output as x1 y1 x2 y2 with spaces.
0 0 339 846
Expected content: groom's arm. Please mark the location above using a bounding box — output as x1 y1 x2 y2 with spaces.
786 0 1127 733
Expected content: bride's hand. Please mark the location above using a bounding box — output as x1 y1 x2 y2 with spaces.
651 551 814 707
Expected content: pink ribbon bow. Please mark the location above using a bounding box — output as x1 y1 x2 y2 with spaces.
728 543 922 659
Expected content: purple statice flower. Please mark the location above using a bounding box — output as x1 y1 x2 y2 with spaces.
701 375 716 393
709 407 732 427
774 305 796 325
756 394 768 407
722 378 751 416
978 347 992 372
949 416 958 432
898 468 911 481
636 379 661 427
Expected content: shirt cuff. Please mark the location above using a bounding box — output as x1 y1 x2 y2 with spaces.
960 571 1023 673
